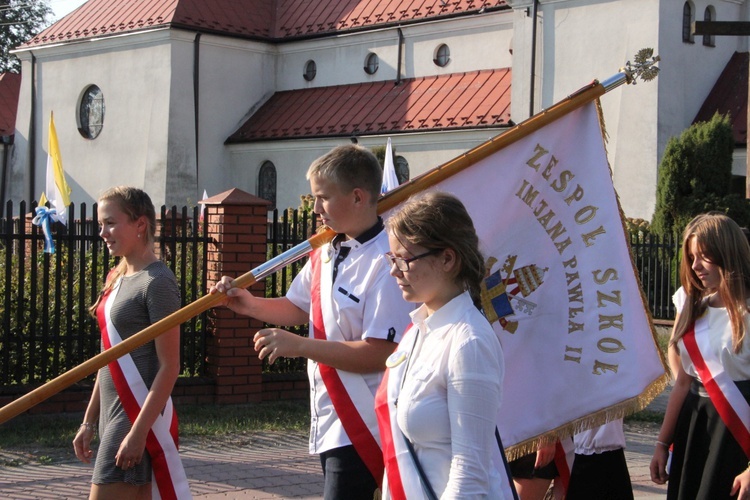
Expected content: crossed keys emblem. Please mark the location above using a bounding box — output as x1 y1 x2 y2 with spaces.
480 255 547 333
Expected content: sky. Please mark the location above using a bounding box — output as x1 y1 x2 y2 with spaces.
49 0 88 21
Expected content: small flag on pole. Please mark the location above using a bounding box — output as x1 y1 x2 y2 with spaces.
44 111 72 225
33 112 73 253
199 189 208 222
381 137 399 194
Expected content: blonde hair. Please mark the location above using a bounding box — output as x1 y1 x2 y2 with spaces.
88 186 157 317
672 213 750 353
386 191 485 308
306 145 382 201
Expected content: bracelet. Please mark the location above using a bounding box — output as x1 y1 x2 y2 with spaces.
656 440 670 448
79 422 96 433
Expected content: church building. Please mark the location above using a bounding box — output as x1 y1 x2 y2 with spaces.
3 0 748 220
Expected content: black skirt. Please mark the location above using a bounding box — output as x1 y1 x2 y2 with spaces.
566 448 633 500
667 379 750 499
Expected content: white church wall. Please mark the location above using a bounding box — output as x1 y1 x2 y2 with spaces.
13 29 175 207
170 31 277 206
274 11 513 91
228 129 511 212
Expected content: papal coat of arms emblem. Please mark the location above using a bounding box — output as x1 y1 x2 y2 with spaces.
480 255 547 333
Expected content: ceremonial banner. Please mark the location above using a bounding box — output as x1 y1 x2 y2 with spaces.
404 101 667 455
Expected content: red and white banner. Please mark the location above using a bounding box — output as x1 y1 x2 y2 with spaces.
392 102 667 453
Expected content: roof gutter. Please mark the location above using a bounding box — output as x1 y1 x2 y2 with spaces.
529 0 539 117
0 135 13 217
28 53 36 205
396 28 404 85
193 32 201 197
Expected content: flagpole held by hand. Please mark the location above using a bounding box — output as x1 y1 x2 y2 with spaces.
0 50 660 424
0 228 337 424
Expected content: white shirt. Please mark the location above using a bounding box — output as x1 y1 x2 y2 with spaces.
573 419 626 455
287 226 414 454
673 287 750 382
393 291 506 498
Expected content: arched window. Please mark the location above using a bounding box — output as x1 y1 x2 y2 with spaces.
258 161 277 210
703 6 716 47
682 2 694 43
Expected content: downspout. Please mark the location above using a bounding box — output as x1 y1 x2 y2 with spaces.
0 136 12 216
396 27 404 85
193 33 201 196
529 0 539 117
28 53 36 204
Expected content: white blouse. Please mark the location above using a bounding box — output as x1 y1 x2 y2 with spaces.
395 291 506 498
673 287 750 382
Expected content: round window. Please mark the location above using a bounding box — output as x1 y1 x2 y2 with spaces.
364 53 379 75
434 44 451 67
78 85 105 139
304 60 317 81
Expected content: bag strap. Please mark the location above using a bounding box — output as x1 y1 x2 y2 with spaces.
401 430 438 500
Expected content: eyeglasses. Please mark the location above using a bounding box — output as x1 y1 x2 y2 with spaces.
384 249 441 272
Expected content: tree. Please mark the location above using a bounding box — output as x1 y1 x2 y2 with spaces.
651 112 750 237
0 0 52 73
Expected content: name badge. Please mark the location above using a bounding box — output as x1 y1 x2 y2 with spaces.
386 350 407 368
322 244 334 263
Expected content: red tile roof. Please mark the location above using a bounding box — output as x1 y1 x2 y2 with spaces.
227 68 512 143
0 73 21 137
24 0 507 47
693 51 747 145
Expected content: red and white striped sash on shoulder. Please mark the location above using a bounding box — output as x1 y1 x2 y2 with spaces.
682 319 750 458
97 280 191 499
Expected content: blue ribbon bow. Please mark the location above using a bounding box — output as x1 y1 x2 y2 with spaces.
32 206 58 254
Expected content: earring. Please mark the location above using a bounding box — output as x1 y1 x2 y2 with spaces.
137 233 142 238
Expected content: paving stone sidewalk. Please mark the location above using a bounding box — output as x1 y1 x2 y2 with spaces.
0 388 672 499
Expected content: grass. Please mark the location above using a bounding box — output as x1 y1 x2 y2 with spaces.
0 399 309 451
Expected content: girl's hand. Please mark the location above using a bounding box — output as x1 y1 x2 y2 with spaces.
649 445 669 484
731 467 750 499
72 424 95 464
115 430 147 470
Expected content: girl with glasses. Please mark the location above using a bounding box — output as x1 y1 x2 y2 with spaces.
375 191 515 499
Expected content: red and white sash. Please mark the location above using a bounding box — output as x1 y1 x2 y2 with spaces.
375 357 416 499
375 325 517 499
309 247 385 485
681 318 750 458
97 280 191 499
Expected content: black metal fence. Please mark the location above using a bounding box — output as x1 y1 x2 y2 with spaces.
1 199 681 386
0 201 209 386
262 208 319 373
629 231 681 320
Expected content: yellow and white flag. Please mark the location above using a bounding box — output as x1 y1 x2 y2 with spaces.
44 111 72 225
388 102 667 456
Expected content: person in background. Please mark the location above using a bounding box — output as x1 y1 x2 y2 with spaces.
375 191 515 499
566 419 633 499
509 444 558 500
211 145 414 500
73 186 190 499
650 213 750 499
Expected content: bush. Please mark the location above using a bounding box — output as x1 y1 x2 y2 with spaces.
651 113 750 237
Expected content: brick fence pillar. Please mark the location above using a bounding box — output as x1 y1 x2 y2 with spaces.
202 188 270 404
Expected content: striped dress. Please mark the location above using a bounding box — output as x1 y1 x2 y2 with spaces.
92 261 180 486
